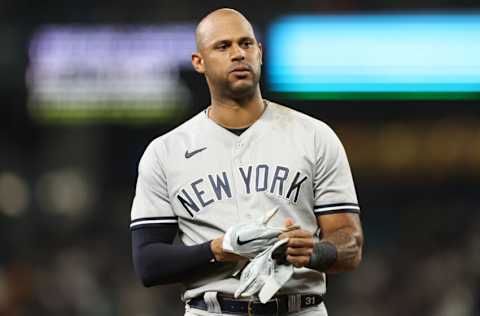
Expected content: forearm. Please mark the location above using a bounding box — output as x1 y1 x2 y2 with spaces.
131 226 217 287
322 226 363 273
132 239 215 286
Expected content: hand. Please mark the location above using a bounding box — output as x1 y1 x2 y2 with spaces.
222 221 284 259
210 236 245 262
278 218 314 268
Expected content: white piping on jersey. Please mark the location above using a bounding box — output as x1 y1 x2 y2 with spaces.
130 219 178 228
314 205 360 212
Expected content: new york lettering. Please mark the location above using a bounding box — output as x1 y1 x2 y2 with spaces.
177 165 308 216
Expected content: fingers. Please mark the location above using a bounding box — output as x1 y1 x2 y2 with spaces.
286 247 312 256
286 255 311 268
284 238 313 267
284 237 314 248
277 231 314 268
279 229 313 240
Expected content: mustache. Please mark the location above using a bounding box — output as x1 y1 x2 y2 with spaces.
228 62 253 73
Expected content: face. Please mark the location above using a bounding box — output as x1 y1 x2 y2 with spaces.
192 14 263 99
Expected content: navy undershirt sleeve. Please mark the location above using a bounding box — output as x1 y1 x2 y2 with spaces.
131 225 216 287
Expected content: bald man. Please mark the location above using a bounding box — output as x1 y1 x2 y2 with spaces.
130 8 363 316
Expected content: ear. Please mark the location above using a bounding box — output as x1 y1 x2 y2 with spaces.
191 52 205 74
258 42 263 66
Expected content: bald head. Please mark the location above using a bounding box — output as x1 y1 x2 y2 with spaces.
195 8 256 51
191 8 263 100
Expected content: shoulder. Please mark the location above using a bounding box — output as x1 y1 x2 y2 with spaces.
146 111 206 150
266 100 338 140
140 111 206 164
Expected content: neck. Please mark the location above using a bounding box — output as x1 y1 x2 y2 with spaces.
208 89 265 129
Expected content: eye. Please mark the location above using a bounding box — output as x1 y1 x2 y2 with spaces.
216 43 228 50
242 41 253 48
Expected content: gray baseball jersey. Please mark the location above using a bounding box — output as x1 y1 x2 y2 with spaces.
130 100 360 301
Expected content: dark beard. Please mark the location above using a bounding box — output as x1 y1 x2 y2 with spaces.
221 70 261 101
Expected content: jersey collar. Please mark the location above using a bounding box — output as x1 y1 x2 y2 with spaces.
202 99 274 146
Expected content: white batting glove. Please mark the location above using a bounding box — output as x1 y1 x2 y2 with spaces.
223 223 284 259
234 238 294 303
223 207 286 258
258 259 294 303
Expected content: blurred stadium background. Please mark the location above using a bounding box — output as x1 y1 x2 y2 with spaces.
1 0 480 315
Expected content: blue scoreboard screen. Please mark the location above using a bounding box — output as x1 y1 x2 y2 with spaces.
267 14 480 100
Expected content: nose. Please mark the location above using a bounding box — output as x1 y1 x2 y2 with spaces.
230 44 245 62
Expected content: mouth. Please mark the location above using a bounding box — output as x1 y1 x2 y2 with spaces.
230 68 252 80
230 65 252 75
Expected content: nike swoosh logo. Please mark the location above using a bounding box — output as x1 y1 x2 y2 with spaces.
237 236 263 245
185 147 207 159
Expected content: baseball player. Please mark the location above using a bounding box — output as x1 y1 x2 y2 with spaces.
130 8 363 316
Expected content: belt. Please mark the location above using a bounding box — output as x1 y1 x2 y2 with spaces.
188 293 323 316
